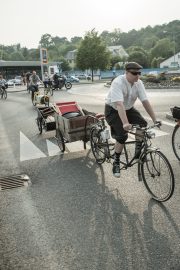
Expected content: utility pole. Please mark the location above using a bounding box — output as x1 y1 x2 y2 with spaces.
39 45 44 81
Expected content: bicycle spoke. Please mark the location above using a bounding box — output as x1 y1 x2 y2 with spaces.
141 151 174 202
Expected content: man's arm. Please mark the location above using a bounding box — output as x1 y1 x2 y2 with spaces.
142 100 156 122
116 101 132 131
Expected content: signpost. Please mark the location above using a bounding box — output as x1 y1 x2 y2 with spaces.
40 47 48 80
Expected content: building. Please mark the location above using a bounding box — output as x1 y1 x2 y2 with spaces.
160 52 180 68
107 45 128 58
0 60 59 79
65 50 77 69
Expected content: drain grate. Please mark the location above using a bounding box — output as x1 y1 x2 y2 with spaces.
0 174 31 191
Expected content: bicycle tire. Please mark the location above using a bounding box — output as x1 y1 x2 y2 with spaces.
3 89 7 99
140 150 175 202
90 127 107 164
172 124 180 160
65 82 72 90
56 129 65 152
49 87 53 96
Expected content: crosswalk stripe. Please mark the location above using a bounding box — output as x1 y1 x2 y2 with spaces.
20 132 46 161
66 141 90 152
46 139 65 156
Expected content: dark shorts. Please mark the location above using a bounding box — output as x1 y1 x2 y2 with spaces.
105 104 147 144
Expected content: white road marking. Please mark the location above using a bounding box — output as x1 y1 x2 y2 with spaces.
46 139 64 156
66 141 90 152
20 132 46 161
144 116 175 127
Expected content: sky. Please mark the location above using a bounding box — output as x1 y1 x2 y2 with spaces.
1 0 180 49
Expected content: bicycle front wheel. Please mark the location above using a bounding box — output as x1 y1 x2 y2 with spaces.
1 89 7 99
65 82 72 90
141 150 174 202
172 124 180 160
90 127 107 164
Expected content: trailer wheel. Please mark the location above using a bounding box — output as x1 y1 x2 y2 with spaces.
56 129 65 152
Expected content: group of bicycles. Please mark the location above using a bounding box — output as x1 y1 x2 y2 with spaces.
86 106 180 203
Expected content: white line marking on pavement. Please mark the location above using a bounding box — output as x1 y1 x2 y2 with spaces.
20 132 46 161
66 141 90 152
46 139 64 156
145 116 175 127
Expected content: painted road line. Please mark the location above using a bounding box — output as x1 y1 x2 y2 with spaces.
20 132 46 161
66 141 90 152
144 116 175 127
46 139 65 156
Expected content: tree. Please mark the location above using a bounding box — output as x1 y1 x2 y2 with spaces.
76 30 110 81
39 34 54 48
10 52 25 61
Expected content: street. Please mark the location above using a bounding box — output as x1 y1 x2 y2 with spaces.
0 84 180 270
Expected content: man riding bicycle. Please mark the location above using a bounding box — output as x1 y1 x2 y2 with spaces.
29 71 42 101
105 62 161 178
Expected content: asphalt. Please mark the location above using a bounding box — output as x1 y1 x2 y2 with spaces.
7 84 175 121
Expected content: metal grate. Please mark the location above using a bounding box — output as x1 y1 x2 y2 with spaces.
0 174 31 191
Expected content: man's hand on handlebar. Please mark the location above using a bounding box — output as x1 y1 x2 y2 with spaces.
123 123 132 131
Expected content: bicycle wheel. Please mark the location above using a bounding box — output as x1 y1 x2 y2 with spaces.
36 118 43 134
2 89 7 99
172 124 180 160
65 82 72 90
141 150 174 202
90 127 107 164
49 87 53 96
56 129 65 152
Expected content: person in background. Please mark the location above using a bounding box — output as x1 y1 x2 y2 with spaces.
0 74 8 90
43 71 51 88
105 62 161 178
29 71 42 101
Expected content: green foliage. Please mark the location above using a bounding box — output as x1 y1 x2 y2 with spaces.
1 20 180 69
76 30 110 80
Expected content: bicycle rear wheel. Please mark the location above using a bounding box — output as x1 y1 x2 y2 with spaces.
65 82 72 90
141 150 174 202
90 127 107 164
56 129 65 152
172 124 180 160
2 89 7 99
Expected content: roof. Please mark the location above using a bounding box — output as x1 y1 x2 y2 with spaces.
107 45 128 57
0 61 58 67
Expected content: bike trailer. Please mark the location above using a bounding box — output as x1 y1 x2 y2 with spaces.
54 101 96 142
37 106 56 131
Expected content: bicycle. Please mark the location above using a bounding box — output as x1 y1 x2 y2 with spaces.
0 85 7 99
90 117 175 202
171 106 180 160
44 80 53 96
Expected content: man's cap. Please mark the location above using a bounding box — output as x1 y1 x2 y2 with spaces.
125 62 143 70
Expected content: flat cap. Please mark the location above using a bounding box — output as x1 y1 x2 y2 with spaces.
125 62 143 70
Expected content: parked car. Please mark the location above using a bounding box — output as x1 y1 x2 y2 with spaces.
7 78 22 86
68 76 79 82
77 74 91 80
7 80 14 86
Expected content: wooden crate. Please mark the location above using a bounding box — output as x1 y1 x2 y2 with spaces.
55 114 96 142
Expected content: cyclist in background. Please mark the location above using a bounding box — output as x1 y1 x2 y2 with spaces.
29 71 42 101
0 74 8 90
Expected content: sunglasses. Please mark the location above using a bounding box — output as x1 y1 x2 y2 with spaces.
129 71 141 76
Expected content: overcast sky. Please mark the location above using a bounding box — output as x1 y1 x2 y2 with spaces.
1 0 180 48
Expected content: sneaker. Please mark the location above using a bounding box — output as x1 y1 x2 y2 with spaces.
112 162 120 178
